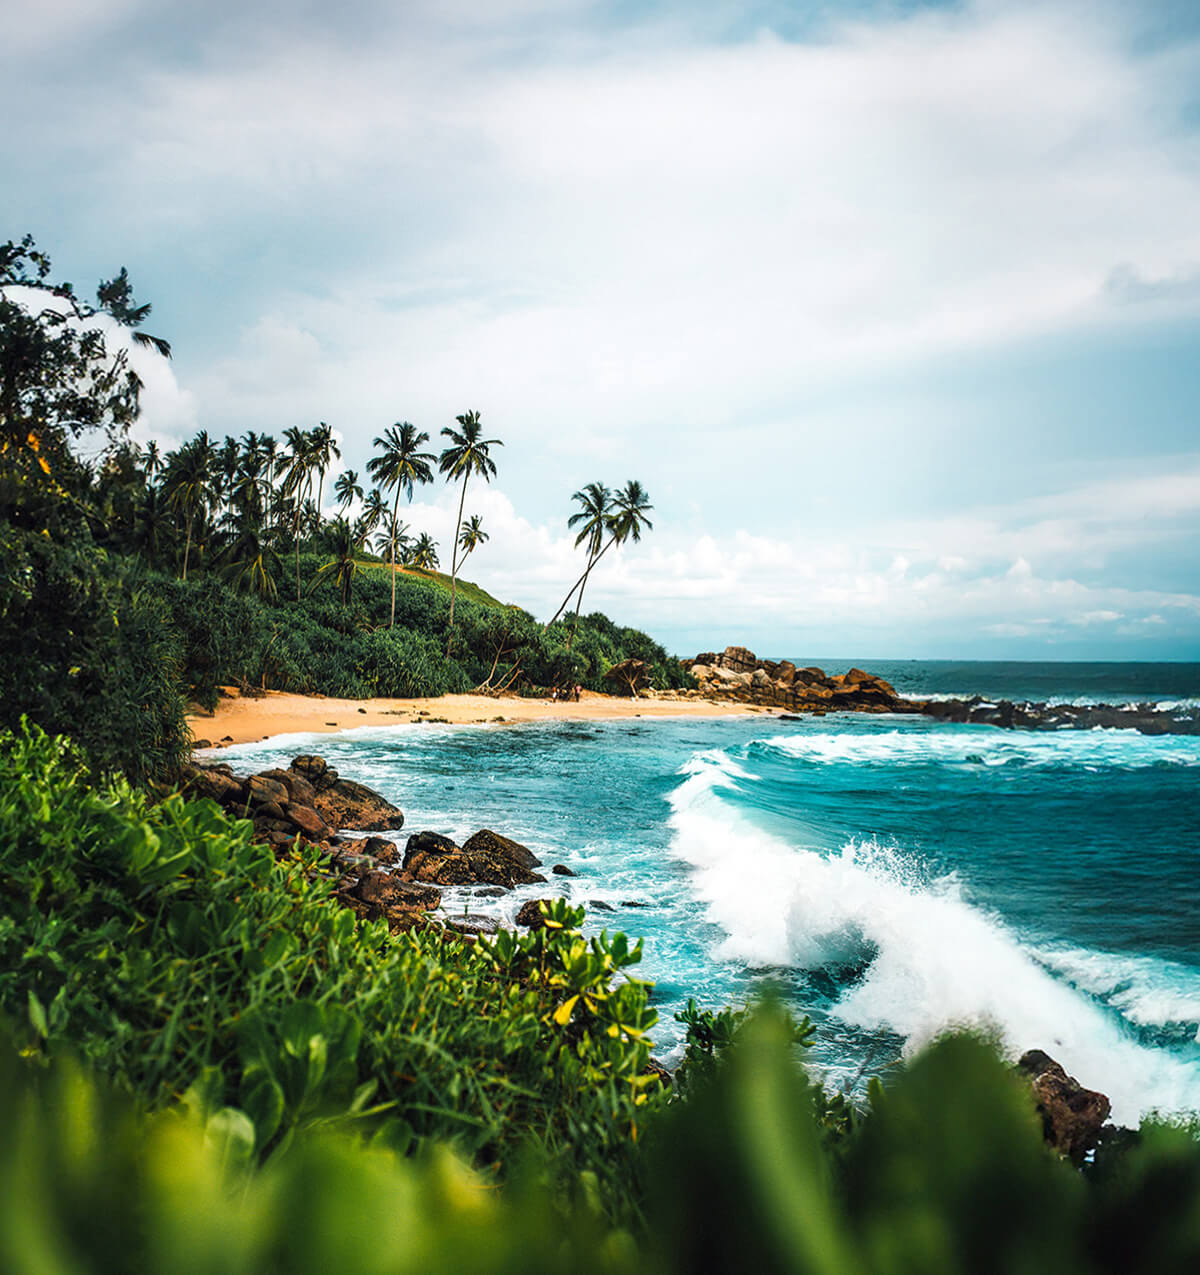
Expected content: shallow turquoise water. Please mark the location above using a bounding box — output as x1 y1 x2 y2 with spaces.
215 663 1200 1124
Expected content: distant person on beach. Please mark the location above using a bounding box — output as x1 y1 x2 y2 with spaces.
574 684 582 702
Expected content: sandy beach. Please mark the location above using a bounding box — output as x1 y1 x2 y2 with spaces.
188 688 763 747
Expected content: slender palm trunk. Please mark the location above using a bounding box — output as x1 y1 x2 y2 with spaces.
446 473 470 651
566 559 596 650
389 487 400 627
546 536 616 628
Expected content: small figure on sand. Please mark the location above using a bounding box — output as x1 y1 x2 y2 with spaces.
573 684 582 702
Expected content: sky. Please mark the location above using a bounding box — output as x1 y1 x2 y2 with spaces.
4 0 1200 659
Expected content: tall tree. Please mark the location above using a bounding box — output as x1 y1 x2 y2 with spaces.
371 513 410 567
410 532 439 570
163 433 214 581
366 422 434 627
313 516 361 606
281 425 314 601
438 410 501 645
221 521 281 598
546 479 653 633
458 513 489 566
547 481 611 627
308 421 341 513
334 467 363 516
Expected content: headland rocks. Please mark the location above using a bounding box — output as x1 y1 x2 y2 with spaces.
682 646 924 715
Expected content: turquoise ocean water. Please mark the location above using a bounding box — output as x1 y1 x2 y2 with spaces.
212 661 1200 1125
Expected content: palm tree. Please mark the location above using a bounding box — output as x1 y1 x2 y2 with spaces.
281 425 315 601
140 440 162 485
163 433 214 581
308 421 341 513
312 516 361 606
547 481 611 627
458 513 489 564
372 513 410 565
410 532 439 570
547 479 653 634
438 410 501 644
221 522 281 598
366 422 434 627
360 487 387 538
334 468 363 516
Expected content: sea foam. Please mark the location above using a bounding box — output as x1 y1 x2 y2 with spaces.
667 746 1200 1123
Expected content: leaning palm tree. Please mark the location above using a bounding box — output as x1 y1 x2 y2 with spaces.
438 410 501 645
366 422 434 627
546 479 653 633
334 467 363 516
458 513 489 564
409 532 439 570
547 481 611 627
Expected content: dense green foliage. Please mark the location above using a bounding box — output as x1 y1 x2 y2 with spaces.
5 998 1200 1274
0 723 663 1217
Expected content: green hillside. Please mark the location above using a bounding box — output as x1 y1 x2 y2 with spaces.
359 560 507 609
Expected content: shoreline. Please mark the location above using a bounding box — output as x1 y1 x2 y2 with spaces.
188 688 764 747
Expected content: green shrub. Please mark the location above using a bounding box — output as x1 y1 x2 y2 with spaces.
0 723 662 1218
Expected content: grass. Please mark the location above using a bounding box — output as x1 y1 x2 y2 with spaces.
358 560 508 609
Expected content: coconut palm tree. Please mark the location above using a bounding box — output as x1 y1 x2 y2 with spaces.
140 440 162 485
366 422 434 627
308 421 341 513
458 513 489 564
360 487 387 538
334 467 363 516
547 481 611 627
547 479 653 634
281 425 315 601
312 516 361 606
372 514 410 569
410 532 439 570
438 410 501 644
221 522 281 598
163 433 214 581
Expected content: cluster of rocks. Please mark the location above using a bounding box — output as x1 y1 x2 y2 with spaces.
925 696 1200 736
684 646 923 714
181 752 581 938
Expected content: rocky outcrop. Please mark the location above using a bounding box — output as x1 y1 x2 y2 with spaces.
402 827 546 889
287 755 405 831
1017 1049 1112 1162
515 898 554 928
924 697 1200 736
684 647 922 715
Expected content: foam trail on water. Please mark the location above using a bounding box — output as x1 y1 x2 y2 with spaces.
759 730 1200 770
669 749 1200 1124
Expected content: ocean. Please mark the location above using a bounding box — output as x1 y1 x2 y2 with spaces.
213 660 1200 1127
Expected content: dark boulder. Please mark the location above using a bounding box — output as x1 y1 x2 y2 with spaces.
1017 1049 1111 1162
515 898 555 928
284 802 331 841
311 775 405 833
461 829 542 871
403 830 459 867
350 871 441 911
552 864 577 877
246 773 290 807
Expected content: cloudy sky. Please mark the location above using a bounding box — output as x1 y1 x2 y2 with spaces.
5 0 1200 658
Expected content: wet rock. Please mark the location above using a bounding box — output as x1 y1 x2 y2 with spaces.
180 763 245 805
403 830 458 865
358 835 399 865
514 898 555 928
290 755 338 790
589 899 615 911
310 774 405 832
1018 1049 1111 1162
461 829 542 871
443 913 500 937
552 864 577 876
642 1058 673 1087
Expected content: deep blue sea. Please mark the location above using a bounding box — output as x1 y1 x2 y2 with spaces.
212 661 1200 1125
